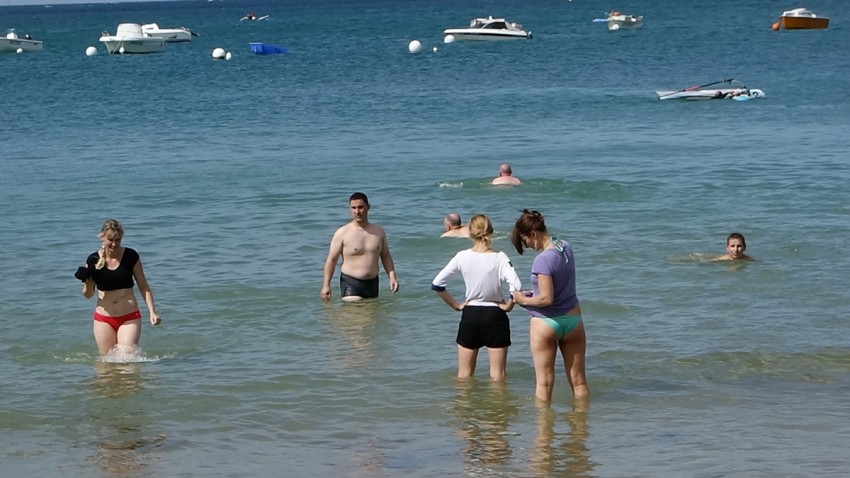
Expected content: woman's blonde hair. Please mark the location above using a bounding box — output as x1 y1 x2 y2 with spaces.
468 214 493 248
96 219 124 269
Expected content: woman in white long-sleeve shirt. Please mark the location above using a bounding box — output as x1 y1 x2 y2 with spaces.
431 214 522 380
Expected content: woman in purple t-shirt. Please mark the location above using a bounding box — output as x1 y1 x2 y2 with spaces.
510 209 589 401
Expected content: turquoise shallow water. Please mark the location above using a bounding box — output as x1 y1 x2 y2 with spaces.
2 0 850 476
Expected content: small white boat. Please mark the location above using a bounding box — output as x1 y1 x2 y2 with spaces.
0 29 43 53
656 79 766 100
606 10 643 31
240 12 270 21
99 23 165 54
444 16 532 41
141 23 196 42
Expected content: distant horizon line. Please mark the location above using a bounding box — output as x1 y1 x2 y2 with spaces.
2 0 190 7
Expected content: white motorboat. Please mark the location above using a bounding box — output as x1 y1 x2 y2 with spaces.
99 23 165 54
444 16 532 41
240 12 270 21
141 23 196 42
656 79 766 100
606 10 643 31
0 29 43 53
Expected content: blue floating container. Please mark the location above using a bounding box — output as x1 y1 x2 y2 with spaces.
249 42 287 55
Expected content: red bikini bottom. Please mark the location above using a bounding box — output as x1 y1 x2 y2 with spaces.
93 310 141 331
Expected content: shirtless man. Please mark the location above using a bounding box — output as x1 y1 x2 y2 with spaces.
714 232 753 261
492 163 522 186
441 213 470 238
321 192 399 301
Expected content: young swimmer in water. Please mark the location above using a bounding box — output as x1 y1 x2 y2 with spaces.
714 232 753 261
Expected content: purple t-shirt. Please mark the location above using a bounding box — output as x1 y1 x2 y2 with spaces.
525 239 579 318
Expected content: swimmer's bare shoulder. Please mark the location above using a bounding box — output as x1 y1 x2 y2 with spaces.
713 254 754 261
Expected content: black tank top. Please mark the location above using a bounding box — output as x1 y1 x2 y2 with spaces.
87 247 139 291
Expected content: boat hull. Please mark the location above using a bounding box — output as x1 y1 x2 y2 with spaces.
0 38 43 52
656 88 766 100
607 16 643 31
443 29 531 40
142 29 192 42
780 16 829 29
99 38 165 54
100 24 165 54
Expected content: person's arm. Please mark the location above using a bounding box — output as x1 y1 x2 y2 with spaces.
379 228 399 293
435 289 465 311
82 278 95 298
133 259 161 325
321 229 344 300
498 252 522 311
75 259 96 298
431 255 463 310
512 273 554 308
498 297 515 312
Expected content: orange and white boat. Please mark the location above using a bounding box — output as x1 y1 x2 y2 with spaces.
779 8 829 29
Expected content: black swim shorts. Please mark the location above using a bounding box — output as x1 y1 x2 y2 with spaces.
456 305 511 349
339 272 379 299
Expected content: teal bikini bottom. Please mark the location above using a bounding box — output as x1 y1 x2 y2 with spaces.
537 315 582 340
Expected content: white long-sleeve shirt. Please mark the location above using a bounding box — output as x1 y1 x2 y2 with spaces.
431 249 522 306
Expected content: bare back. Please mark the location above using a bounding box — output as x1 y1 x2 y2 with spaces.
492 176 521 186
441 226 470 238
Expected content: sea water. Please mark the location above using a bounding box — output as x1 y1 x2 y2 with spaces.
1 0 849 476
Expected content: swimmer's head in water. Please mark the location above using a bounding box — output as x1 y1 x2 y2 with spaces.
445 213 462 229
726 232 747 259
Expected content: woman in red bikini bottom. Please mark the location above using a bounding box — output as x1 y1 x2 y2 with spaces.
75 219 161 356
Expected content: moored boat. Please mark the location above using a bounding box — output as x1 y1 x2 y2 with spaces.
241 12 270 21
141 23 196 42
444 16 531 41
606 10 643 31
0 29 43 53
99 23 165 54
779 8 829 29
